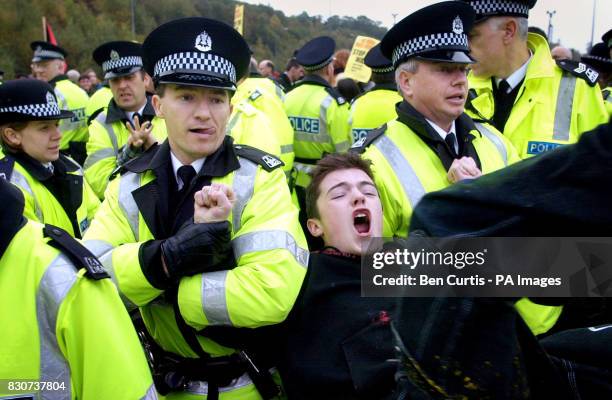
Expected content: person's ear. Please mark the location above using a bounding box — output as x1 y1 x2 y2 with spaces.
3 127 23 147
306 217 324 238
152 94 164 118
502 18 518 43
399 69 414 98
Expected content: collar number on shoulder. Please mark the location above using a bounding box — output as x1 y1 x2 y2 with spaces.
262 155 282 169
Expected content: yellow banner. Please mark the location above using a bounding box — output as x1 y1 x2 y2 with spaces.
234 5 244 35
344 36 380 83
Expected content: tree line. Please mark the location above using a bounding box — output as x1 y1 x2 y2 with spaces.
0 0 387 78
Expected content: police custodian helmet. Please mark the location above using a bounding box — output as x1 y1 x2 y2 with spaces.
142 17 250 91
381 1 476 67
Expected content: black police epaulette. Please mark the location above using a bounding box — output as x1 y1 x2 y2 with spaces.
603 89 610 101
43 224 109 280
349 124 388 154
0 156 15 181
234 144 284 172
556 59 599 87
249 89 262 102
324 87 347 105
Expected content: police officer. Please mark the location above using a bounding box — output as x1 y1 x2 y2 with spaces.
461 0 608 158
30 41 89 164
352 1 519 238
348 43 402 144
284 36 351 220
0 79 99 238
84 41 167 199
0 178 157 399
84 17 307 399
581 42 612 116
232 59 294 179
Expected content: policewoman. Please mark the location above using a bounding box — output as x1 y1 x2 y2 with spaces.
84 17 307 399
352 1 519 238
0 79 99 238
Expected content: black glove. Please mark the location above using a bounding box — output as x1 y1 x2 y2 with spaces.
161 221 233 282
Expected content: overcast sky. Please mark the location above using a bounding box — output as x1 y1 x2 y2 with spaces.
242 0 611 53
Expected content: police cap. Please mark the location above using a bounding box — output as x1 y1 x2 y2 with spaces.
30 41 67 63
581 43 612 73
461 0 537 22
93 41 144 80
142 17 250 91
603 29 612 50
364 44 393 73
0 79 74 124
381 1 475 67
295 36 336 72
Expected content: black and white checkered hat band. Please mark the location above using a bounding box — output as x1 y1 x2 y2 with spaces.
469 1 530 16
583 55 612 64
33 49 64 60
371 66 394 73
392 33 469 65
154 52 236 83
0 102 61 117
102 56 143 73
303 56 334 72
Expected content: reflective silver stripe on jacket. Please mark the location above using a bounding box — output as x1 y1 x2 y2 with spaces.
553 74 577 141
275 83 285 101
83 239 138 310
226 111 241 137
475 123 508 166
294 131 332 143
84 147 116 170
140 383 159 400
319 95 333 138
374 134 426 207
280 144 294 154
185 371 256 395
335 140 350 152
10 169 43 221
94 112 120 155
201 270 231 326
292 161 315 175
231 158 258 233
118 172 141 241
36 253 75 399
232 230 309 268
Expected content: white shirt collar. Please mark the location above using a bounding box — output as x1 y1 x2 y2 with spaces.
495 51 533 93
425 119 458 153
125 103 147 122
170 151 206 190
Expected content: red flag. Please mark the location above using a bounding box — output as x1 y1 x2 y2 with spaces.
43 17 58 45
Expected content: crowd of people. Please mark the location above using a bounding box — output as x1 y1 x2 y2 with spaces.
1 0 611 399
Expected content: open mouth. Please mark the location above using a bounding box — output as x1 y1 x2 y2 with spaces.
446 94 465 103
353 209 371 235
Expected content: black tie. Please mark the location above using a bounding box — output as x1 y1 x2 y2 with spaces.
177 165 196 193
498 79 511 95
445 132 458 158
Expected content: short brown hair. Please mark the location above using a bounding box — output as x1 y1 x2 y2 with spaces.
305 152 375 219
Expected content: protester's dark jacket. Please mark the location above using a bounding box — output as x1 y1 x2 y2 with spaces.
278 249 397 400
